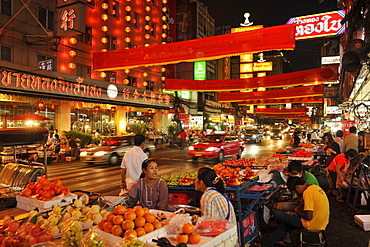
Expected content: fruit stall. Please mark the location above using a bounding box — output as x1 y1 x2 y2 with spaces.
160 156 285 246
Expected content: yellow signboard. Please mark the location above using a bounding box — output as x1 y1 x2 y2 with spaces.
211 117 221 123
253 61 273 72
231 25 264 33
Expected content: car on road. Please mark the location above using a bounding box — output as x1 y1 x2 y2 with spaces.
240 129 263 143
79 135 156 165
188 134 244 162
270 129 283 139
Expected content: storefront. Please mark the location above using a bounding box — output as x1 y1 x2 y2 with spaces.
0 66 172 135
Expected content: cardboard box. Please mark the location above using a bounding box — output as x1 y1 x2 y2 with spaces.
16 193 78 212
354 215 370 231
167 193 193 210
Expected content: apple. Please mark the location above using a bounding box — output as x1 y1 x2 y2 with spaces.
30 225 41 237
37 232 51 243
7 220 20 232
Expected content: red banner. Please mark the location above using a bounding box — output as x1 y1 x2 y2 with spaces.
93 25 296 71
255 108 308 114
263 114 309 120
218 84 324 102
239 96 322 105
165 66 338 91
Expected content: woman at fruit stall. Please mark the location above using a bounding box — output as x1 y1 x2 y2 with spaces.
327 148 357 202
195 167 236 225
126 158 168 210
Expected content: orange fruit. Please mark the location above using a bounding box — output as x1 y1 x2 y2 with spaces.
114 205 126 215
182 223 194 234
153 221 162 229
124 211 137 221
134 217 146 227
143 213 156 223
98 219 107 230
134 206 145 217
22 188 32 197
143 208 150 214
189 233 201 244
124 229 138 240
103 221 114 233
106 212 116 222
143 223 154 233
113 215 124 225
135 227 146 237
176 233 189 244
122 220 135 230
111 225 123 236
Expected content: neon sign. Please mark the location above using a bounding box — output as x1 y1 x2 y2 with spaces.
60 9 76 31
287 10 345 40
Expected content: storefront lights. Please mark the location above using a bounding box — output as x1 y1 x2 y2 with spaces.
101 37 108 44
145 16 150 21
101 26 108 32
100 72 107 78
161 76 166 81
143 72 148 77
68 63 76 69
143 81 148 86
145 34 150 39
101 14 108 21
125 27 131 33
161 33 167 38
162 24 168 29
125 15 131 22
124 37 131 43
162 7 167 12
161 67 166 72
69 37 77 45
145 25 150 30
162 16 167 21
145 6 151 12
125 6 131 11
69 50 76 57
101 3 108 9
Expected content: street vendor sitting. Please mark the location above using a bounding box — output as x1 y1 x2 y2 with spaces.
126 159 168 210
261 176 329 246
195 167 237 225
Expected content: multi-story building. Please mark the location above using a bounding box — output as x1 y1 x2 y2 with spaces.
0 0 171 135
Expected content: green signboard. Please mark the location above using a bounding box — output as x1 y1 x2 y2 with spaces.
194 61 206 80
162 89 191 100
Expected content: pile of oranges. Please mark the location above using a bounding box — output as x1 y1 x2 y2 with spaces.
20 175 70 201
176 223 201 245
98 205 162 239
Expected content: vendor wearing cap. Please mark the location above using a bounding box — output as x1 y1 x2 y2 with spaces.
195 167 236 225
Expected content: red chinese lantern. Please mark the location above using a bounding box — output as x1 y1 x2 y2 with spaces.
124 106 131 113
111 106 117 113
37 101 45 110
69 50 76 57
68 62 76 69
69 37 77 45
74 101 83 109
163 110 169 115
93 106 101 113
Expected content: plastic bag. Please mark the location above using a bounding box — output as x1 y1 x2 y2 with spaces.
196 217 228 236
168 213 192 234
62 219 83 247
82 228 105 247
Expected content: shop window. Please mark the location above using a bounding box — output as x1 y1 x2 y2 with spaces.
146 80 154 91
133 12 139 28
77 64 91 78
112 0 119 18
127 76 137 87
77 26 92 45
1 0 11 16
1 45 11 62
37 55 55 71
39 6 54 31
106 35 117 51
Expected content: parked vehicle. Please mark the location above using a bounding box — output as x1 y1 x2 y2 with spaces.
188 134 244 162
240 129 263 143
79 135 156 165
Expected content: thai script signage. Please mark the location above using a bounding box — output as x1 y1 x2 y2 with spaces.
0 70 171 107
287 10 345 40
56 2 86 37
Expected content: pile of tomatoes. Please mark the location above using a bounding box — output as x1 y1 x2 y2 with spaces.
290 149 313 158
20 175 70 201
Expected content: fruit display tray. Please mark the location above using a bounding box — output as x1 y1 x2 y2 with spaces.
16 193 78 212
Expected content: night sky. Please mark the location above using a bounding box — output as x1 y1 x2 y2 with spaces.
200 0 339 71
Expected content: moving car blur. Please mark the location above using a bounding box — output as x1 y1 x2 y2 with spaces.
239 129 263 143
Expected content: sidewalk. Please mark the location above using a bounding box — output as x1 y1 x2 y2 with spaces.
255 172 370 247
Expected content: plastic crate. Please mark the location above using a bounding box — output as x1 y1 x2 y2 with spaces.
168 193 193 210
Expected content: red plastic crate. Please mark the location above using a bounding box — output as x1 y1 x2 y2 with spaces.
168 193 193 210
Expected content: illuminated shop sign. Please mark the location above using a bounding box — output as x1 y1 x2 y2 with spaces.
287 10 345 40
57 3 86 37
194 61 206 80
1 70 171 106
230 25 263 33
253 62 273 72
322 56 341 65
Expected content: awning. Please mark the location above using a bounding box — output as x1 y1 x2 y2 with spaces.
165 66 338 92
93 24 296 71
218 84 324 102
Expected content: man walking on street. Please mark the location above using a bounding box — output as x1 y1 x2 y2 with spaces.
344 126 358 152
120 134 148 195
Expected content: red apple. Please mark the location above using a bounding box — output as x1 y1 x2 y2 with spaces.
7 220 20 232
30 226 41 237
37 232 51 243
